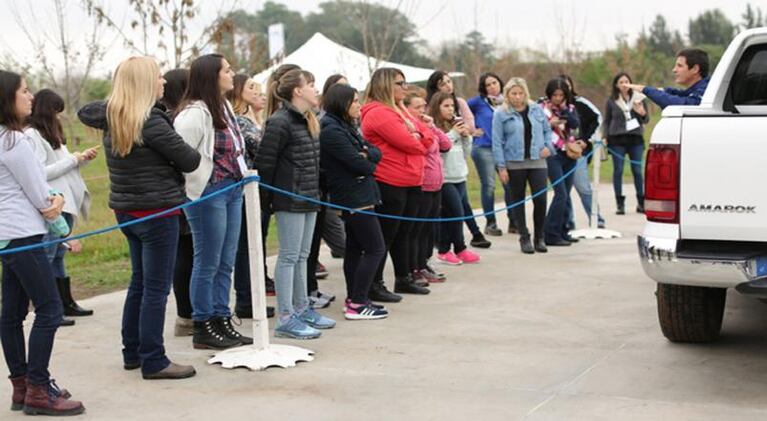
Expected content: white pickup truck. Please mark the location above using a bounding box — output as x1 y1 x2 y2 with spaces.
638 28 767 342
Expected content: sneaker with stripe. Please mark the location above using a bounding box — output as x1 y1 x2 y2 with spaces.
344 303 389 320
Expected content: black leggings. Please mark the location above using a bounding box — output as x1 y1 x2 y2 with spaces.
375 182 422 280
508 168 548 239
412 190 440 271
342 212 386 303
438 182 468 254
173 218 193 319
307 202 327 293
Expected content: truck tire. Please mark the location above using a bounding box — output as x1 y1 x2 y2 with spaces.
656 283 726 343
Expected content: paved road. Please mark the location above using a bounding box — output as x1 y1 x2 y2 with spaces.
2 187 767 420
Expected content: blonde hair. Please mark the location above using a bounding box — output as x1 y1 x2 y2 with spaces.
364 67 414 130
107 57 161 157
267 69 320 139
502 77 533 111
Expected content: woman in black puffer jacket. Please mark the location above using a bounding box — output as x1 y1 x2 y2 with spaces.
320 84 388 320
78 56 200 380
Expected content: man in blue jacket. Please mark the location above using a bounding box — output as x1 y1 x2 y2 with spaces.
627 48 710 109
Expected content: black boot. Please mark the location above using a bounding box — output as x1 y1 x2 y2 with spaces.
59 317 75 327
534 237 548 253
519 235 534 254
192 319 241 350
636 195 645 214
57 277 93 317
368 280 403 303
235 306 275 319
394 275 430 295
470 233 492 248
616 196 626 215
217 317 253 345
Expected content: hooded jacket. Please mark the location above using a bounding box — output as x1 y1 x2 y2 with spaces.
360 101 433 187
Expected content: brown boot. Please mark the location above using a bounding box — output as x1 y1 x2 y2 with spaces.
10 375 25 411
142 362 196 380
23 382 84 416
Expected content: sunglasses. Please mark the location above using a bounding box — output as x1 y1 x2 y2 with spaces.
394 81 408 87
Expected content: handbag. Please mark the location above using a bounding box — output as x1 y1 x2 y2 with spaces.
565 141 583 160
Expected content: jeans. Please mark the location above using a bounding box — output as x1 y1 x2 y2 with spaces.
414 191 440 270
375 183 422 280
0 235 63 385
509 168 548 239
274 211 316 318
471 145 512 224
185 179 243 322
568 158 605 228
117 213 178 375
44 212 74 279
342 212 386 303
544 152 576 243
233 202 271 313
439 182 468 254
611 143 645 200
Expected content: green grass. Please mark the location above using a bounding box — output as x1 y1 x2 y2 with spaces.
18 113 660 298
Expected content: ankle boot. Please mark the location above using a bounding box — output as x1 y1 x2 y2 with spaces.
368 280 403 303
534 237 548 253
216 317 253 345
636 195 645 213
57 277 93 317
10 375 26 411
23 382 84 416
616 196 626 215
394 275 430 295
193 319 241 350
519 235 534 254
174 317 194 337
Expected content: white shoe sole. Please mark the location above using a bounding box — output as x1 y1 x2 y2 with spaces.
344 313 388 320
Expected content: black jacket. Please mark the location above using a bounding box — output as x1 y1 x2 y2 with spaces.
78 101 201 211
320 113 381 210
257 102 320 213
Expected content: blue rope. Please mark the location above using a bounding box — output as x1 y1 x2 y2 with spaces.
0 147 597 256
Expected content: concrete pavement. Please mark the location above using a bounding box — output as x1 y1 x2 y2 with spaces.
2 185 767 420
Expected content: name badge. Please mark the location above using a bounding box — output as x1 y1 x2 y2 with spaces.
625 118 640 132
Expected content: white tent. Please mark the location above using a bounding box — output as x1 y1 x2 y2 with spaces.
253 32 463 92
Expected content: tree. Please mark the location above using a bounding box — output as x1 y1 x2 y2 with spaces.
647 15 675 56
741 3 763 30
10 0 107 143
689 9 736 47
82 0 238 68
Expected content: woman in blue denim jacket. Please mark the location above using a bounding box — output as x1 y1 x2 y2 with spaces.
492 78 555 254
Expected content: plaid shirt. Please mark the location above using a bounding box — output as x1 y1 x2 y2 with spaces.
209 108 245 184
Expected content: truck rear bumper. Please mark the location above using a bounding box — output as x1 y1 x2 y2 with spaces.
638 235 764 288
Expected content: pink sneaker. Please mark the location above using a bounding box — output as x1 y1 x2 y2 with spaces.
456 249 480 264
437 251 462 265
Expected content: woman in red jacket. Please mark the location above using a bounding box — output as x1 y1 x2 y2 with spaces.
361 68 433 301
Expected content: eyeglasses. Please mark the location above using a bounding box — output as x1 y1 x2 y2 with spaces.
394 81 408 87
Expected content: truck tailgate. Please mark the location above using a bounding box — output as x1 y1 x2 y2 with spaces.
680 116 767 241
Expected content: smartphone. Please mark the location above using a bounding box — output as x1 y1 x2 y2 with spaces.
453 115 464 124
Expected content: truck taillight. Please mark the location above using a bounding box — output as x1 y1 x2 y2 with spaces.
644 144 680 223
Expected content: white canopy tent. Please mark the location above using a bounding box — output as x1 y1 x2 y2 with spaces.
253 32 463 92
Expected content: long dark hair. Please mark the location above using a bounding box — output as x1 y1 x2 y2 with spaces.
323 83 357 124
545 78 574 105
0 70 24 132
558 74 578 97
427 91 455 132
611 72 633 100
426 70 461 117
161 68 189 114
478 72 505 97
177 54 228 129
28 89 66 149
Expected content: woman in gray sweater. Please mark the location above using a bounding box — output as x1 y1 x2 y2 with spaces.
0 70 84 415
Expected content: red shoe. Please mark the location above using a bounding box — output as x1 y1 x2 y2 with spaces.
316 262 329 280
23 381 83 416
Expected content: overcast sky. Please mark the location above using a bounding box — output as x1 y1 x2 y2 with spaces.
0 0 759 74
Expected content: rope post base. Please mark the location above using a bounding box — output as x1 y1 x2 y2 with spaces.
569 228 622 240
571 142 622 241
208 344 314 370
209 170 314 371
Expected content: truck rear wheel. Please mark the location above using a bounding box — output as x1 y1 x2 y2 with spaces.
656 283 726 342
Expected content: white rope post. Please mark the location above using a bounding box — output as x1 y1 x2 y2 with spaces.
569 141 622 240
208 170 314 370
